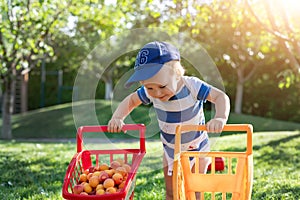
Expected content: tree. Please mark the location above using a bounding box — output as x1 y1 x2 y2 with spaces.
245 0 300 76
50 0 162 101
206 1 271 114
157 0 299 114
152 0 258 113
0 0 70 139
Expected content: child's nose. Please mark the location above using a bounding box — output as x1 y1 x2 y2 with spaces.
154 90 162 97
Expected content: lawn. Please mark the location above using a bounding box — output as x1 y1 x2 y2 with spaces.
0 100 300 199
0 130 299 199
3 100 300 139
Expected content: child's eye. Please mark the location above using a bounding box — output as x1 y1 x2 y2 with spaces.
147 87 153 90
160 85 166 89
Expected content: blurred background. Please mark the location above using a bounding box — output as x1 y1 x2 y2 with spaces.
1 0 300 139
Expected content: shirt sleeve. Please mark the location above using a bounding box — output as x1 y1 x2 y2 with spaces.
197 82 211 101
183 76 211 102
136 86 151 105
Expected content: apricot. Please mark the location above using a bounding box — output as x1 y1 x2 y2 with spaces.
106 187 117 194
122 164 131 172
110 160 121 169
116 166 127 177
112 173 123 185
83 182 93 193
115 158 125 165
96 188 105 195
89 176 100 188
118 181 126 189
99 163 109 171
98 171 109 183
103 178 115 188
79 173 87 182
105 169 115 177
93 171 101 177
73 184 84 194
96 184 104 191
87 173 93 181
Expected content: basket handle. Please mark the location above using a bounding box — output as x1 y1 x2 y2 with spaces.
174 124 253 155
76 124 146 153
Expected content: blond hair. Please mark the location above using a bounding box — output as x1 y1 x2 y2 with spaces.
164 60 185 77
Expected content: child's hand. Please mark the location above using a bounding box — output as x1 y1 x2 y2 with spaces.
206 118 226 133
108 118 125 132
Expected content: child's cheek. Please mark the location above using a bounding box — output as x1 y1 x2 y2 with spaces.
168 82 177 94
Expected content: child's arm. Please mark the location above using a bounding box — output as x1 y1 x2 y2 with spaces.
108 92 142 132
206 86 230 133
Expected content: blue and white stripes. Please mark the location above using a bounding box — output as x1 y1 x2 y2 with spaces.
136 76 211 175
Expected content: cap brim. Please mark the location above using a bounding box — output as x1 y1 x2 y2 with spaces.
125 63 163 88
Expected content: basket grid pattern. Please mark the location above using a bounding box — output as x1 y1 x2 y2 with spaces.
173 124 253 200
62 124 146 200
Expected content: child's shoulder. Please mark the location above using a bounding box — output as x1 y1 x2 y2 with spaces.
182 76 205 85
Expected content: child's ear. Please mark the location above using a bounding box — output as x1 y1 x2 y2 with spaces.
175 70 181 80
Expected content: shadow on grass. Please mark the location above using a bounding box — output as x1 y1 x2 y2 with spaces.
230 132 300 199
220 132 300 153
252 132 300 166
254 132 300 149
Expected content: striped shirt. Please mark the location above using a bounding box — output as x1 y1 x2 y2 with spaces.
137 76 211 175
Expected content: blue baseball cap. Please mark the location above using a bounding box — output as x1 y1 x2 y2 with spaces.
125 41 180 88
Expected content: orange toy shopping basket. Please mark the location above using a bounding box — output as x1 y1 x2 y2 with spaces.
173 124 253 200
62 124 146 200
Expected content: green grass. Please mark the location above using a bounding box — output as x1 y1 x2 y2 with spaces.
1 100 300 139
5 100 154 139
0 100 300 199
0 131 299 199
211 131 300 199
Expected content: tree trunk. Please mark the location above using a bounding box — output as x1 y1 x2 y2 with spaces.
234 81 244 114
234 67 245 114
105 76 113 100
1 75 16 139
21 72 29 113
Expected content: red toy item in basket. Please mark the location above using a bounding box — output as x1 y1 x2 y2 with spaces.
207 157 225 171
62 124 146 200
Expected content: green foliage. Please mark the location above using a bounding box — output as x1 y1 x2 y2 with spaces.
242 62 300 122
0 0 70 77
2 0 300 135
277 69 300 89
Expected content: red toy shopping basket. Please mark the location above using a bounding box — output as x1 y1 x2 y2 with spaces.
62 124 146 200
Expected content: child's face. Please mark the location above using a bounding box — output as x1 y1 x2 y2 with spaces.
141 65 180 101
